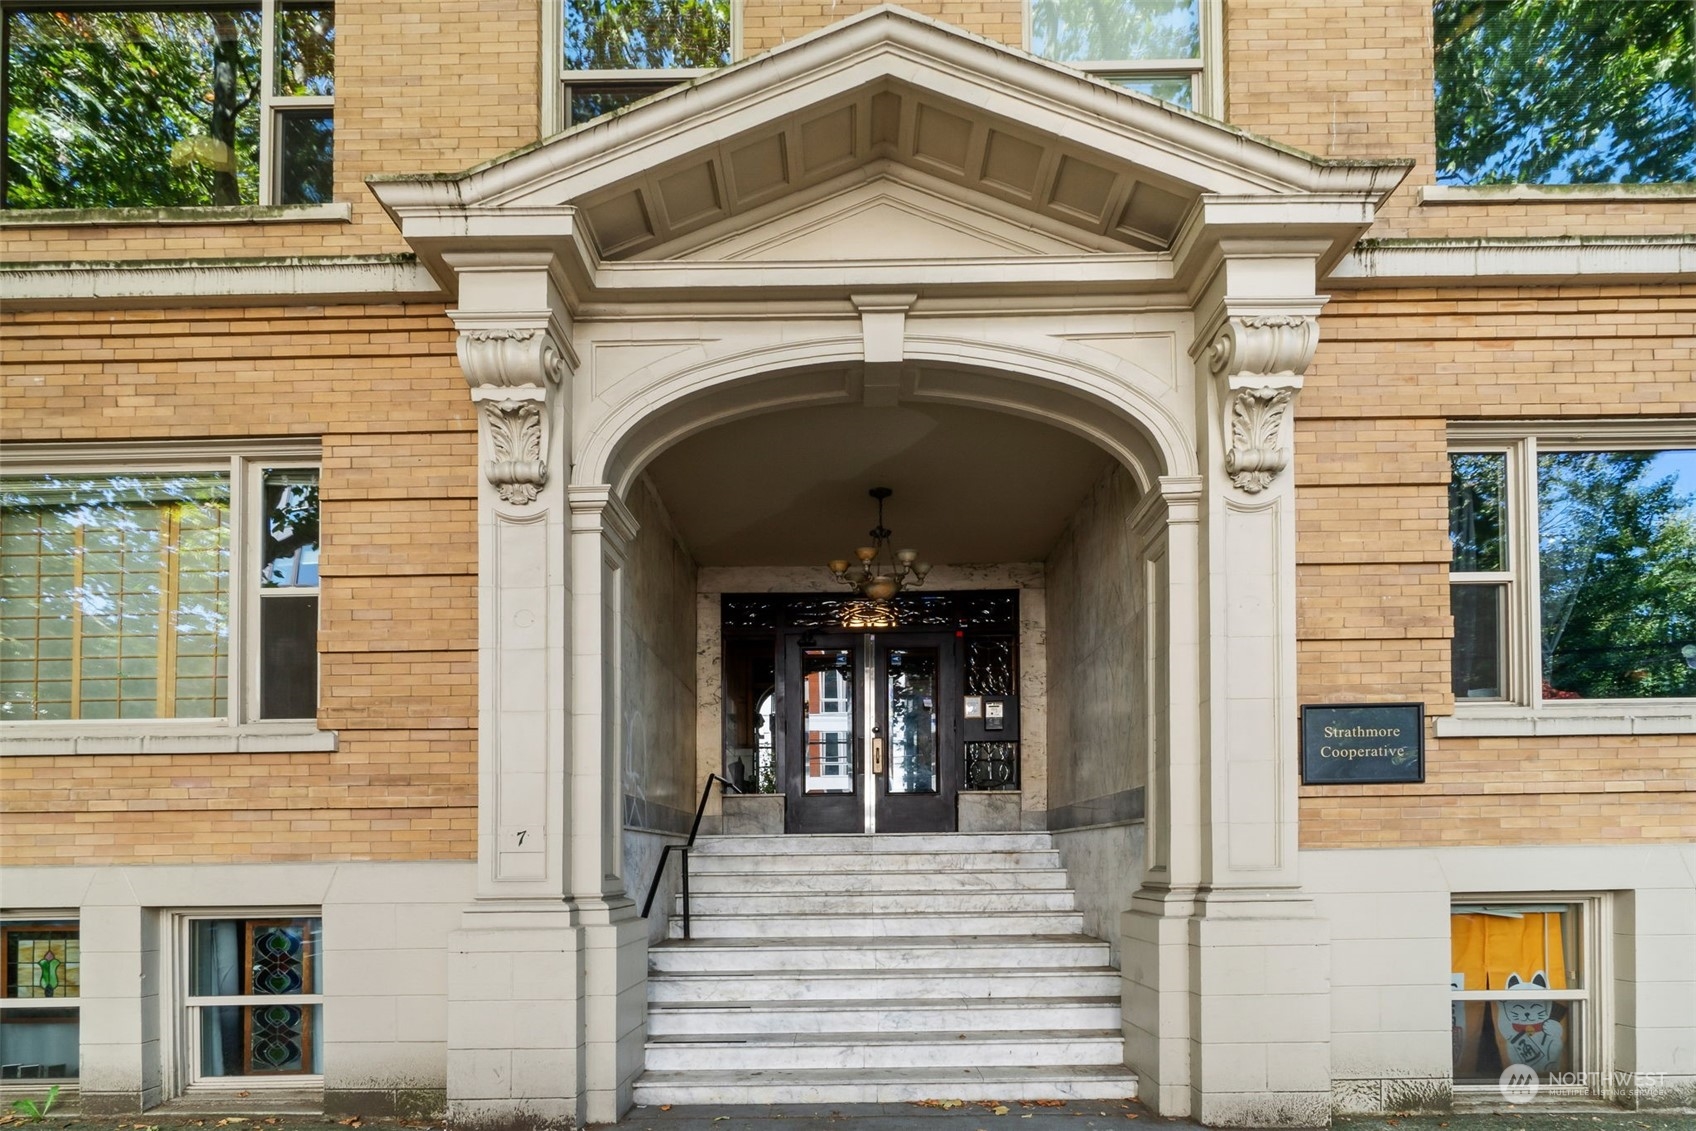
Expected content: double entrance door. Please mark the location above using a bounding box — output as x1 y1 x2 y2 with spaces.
783 631 961 834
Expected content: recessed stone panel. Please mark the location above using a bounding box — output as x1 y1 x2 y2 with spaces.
729 133 789 202
585 190 654 256
657 162 723 229
1115 179 1193 248
980 130 1044 198
800 105 857 175
912 103 973 174
1048 156 1116 224
869 91 902 149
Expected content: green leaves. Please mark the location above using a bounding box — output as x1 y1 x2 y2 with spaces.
1434 0 1696 185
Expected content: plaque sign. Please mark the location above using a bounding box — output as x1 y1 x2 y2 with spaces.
1300 703 1424 784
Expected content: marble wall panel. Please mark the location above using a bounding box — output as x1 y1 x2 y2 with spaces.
1045 464 1146 811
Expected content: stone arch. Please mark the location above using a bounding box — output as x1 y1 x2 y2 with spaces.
575 334 1195 497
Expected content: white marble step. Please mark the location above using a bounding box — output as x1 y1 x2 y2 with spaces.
649 967 1120 1003
631 1064 1140 1105
691 850 1063 873
645 1029 1125 1071
687 868 1071 893
648 935 1110 973
674 889 1077 915
668 910 1086 939
693 833 1054 855
647 995 1122 1036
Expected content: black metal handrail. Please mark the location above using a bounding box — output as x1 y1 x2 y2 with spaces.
640 773 740 939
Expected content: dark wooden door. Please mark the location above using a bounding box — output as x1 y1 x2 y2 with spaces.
781 634 864 833
873 633 961 833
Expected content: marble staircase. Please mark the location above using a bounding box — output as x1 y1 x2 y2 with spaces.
634 832 1138 1105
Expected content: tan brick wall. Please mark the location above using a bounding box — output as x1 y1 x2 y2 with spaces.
1297 284 1696 848
1225 0 1696 238
0 304 478 866
0 0 540 264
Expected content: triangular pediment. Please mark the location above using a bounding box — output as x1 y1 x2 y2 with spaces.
371 6 1409 278
653 171 1117 262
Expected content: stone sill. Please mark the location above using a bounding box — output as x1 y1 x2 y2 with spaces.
0 202 352 228
0 724 339 756
1419 183 1696 206
1436 706 1696 737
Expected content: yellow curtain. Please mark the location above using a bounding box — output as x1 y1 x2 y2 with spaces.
1451 911 1567 1079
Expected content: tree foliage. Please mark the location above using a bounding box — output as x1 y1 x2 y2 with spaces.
1434 0 1696 185
563 0 730 71
4 6 263 209
1538 452 1696 699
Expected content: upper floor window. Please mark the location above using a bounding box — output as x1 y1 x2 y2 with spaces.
0 451 320 725
1449 431 1696 706
1 1 334 210
1029 0 1216 111
1434 1 1696 185
561 0 731 127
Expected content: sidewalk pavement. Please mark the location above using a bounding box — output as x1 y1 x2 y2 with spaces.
13 1097 1695 1131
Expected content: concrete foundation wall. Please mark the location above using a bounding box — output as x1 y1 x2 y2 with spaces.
1 861 472 1117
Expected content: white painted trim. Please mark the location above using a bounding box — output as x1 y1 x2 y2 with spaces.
0 203 351 227
1436 707 1696 737
0 257 443 310
1419 183 1696 205
0 724 339 757
1330 236 1696 285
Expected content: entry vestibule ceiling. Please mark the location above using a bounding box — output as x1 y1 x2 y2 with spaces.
643 401 1116 566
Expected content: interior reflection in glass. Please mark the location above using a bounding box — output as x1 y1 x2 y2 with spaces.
802 649 854 794
886 649 938 794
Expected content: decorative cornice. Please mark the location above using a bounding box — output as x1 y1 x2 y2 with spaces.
482 399 548 505
567 485 641 556
455 327 571 390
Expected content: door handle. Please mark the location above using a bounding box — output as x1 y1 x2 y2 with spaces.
872 737 884 774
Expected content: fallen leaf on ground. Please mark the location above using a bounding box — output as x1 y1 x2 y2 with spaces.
660 1106 672 1112
1125 1115 1139 1120
217 1120 248 1127
713 1118 731 1123
1033 1100 1066 1108
992 1106 1010 1116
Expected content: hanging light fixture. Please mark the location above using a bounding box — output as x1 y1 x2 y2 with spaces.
828 487 931 600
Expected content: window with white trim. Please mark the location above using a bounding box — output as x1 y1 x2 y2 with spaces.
1450 898 1604 1092
1448 427 1696 708
1 1 335 210
0 446 320 726
181 915 321 1084
0 919 79 1082
1028 0 1221 113
559 0 731 127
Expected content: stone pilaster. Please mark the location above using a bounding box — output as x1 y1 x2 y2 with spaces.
442 262 588 1130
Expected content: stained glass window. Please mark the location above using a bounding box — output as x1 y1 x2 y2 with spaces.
0 922 80 1080
188 916 322 1078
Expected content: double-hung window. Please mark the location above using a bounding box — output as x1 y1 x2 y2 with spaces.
1447 426 1696 720
1029 0 1221 113
0 445 321 733
0 919 79 1083
1433 1 1696 185
1 1 335 209
181 915 322 1085
558 0 731 128
1451 898 1604 1093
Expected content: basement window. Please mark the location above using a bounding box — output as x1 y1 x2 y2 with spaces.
0 920 80 1082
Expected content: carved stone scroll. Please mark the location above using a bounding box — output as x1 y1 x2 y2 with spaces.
1208 314 1317 494
456 327 570 390
483 399 547 505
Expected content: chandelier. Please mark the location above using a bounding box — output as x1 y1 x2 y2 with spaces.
828 487 931 600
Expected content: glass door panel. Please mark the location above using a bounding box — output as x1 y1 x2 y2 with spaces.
885 647 938 794
802 649 855 795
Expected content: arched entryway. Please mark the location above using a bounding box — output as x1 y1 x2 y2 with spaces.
370 7 1405 1125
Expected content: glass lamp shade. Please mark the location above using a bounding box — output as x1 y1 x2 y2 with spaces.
863 575 899 600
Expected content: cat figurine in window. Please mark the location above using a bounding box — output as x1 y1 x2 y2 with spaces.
1494 971 1564 1074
